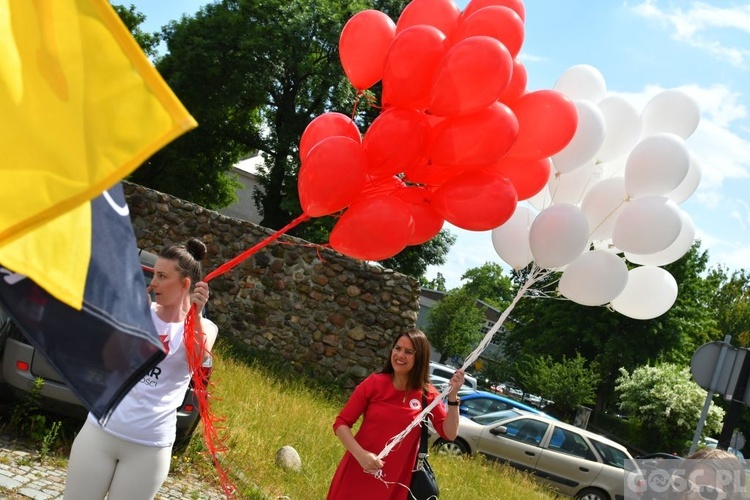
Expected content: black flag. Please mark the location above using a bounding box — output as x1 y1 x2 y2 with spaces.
0 183 164 422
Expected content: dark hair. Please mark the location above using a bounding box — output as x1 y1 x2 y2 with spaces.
380 328 431 392
159 238 207 287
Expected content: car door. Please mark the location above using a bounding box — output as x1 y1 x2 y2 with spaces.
534 426 604 497
475 417 549 474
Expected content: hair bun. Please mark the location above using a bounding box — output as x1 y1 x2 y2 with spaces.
185 238 207 261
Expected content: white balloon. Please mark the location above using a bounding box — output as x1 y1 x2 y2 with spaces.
612 196 683 255
559 250 629 306
666 152 702 204
529 204 589 269
641 89 701 139
597 95 642 162
610 266 678 320
549 161 600 205
580 177 628 242
625 210 695 266
624 133 690 198
552 100 606 173
527 185 552 212
554 64 607 103
599 157 627 179
491 206 536 270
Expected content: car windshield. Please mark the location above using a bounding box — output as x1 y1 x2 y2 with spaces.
471 409 523 425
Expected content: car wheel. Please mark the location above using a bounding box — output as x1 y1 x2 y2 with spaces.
433 438 469 456
576 487 609 500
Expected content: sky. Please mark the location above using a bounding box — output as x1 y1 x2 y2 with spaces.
126 0 750 290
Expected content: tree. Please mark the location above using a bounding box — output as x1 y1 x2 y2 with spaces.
459 262 514 309
111 3 161 58
420 273 447 292
425 288 485 363
380 230 456 279
518 353 600 419
128 0 403 214
502 243 721 411
118 0 451 280
616 363 724 453
706 266 750 345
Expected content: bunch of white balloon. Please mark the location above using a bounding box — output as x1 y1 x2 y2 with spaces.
491 64 702 320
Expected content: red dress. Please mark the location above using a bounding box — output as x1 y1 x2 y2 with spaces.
327 373 449 500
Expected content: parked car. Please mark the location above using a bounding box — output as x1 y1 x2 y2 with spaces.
430 409 640 500
523 393 543 406
428 361 478 390
0 249 207 450
507 386 524 399
489 383 506 394
457 390 556 420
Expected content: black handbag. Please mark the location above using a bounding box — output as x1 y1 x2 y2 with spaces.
409 394 439 500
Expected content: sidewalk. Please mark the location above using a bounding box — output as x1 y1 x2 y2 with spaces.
0 434 224 500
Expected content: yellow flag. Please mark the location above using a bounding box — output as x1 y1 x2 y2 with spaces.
0 0 196 308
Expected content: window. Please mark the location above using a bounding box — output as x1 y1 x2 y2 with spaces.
463 399 492 417
463 397 510 417
504 418 549 446
552 427 595 461
590 439 627 469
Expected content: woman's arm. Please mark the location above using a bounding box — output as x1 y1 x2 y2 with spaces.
442 370 466 441
334 425 383 474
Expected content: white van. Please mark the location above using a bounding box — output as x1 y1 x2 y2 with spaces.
429 362 478 390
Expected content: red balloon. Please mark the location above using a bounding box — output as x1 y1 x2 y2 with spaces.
491 156 552 200
363 107 430 177
404 162 464 186
429 36 512 117
507 90 578 160
431 170 518 231
463 0 526 22
329 195 414 261
298 136 368 217
392 186 444 244
499 58 527 106
452 6 524 58
339 10 396 90
299 112 361 161
382 25 446 110
429 102 519 166
396 0 461 38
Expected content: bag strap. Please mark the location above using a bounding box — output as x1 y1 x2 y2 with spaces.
419 393 429 456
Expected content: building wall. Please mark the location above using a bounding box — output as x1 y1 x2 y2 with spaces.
123 182 421 389
218 155 264 224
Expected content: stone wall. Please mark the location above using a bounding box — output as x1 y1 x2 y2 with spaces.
123 182 421 388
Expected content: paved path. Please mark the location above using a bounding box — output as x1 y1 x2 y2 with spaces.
0 434 225 499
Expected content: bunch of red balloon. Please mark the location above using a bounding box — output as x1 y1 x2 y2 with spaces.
297 0 579 261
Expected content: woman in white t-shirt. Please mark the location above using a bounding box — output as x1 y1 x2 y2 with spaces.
64 238 218 500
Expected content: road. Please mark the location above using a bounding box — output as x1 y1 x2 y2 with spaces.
0 433 224 500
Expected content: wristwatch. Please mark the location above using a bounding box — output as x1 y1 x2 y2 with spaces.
447 397 461 406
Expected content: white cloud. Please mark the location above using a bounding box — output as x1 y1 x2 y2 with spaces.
629 1 750 66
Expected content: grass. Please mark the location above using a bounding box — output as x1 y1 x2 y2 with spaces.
188 341 561 499
0 338 561 499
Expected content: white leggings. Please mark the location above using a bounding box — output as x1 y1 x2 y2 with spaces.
63 420 173 500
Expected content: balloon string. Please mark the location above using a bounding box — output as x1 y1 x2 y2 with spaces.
587 196 628 243
376 266 549 462
204 213 310 282
183 211 310 498
351 90 363 120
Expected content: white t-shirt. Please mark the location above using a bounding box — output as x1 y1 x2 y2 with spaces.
87 304 195 447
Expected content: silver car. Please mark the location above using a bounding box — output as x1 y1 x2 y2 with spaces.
430 409 639 500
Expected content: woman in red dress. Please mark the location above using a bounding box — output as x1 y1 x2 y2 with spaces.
327 328 464 500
